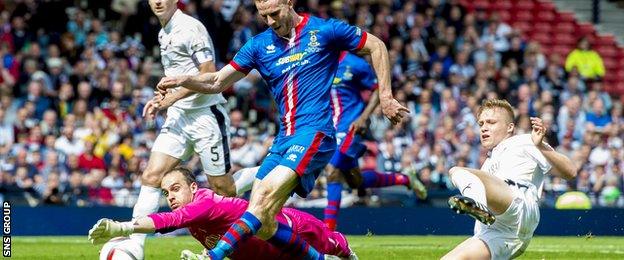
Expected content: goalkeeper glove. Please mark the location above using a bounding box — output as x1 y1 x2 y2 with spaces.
88 218 134 245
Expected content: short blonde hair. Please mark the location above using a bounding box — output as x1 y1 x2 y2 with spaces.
477 99 515 123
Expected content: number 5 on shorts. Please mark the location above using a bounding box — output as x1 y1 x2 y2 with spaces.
211 146 220 162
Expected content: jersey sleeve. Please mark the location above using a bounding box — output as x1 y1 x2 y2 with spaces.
186 25 216 64
148 197 216 234
355 57 378 91
229 37 256 74
329 19 368 52
524 142 553 174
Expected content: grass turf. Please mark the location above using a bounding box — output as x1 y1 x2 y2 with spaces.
10 235 624 259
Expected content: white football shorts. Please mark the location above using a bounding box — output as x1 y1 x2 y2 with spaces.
152 104 231 176
474 180 540 259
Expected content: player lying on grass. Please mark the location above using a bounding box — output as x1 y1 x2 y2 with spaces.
443 99 576 259
88 167 357 260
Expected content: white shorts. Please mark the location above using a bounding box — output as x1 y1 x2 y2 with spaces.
474 180 540 260
152 104 231 176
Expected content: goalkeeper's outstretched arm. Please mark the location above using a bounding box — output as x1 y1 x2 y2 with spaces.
88 217 156 245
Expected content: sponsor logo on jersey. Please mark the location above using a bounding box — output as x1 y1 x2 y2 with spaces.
276 52 306 66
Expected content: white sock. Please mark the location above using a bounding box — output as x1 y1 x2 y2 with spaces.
233 167 259 196
130 185 161 246
449 168 487 206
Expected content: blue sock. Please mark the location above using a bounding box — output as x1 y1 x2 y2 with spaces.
361 170 410 188
267 222 324 260
324 182 342 230
208 211 261 260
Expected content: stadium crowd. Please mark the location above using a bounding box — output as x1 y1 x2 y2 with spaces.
0 0 622 208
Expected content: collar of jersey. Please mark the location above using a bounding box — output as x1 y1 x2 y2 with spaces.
492 134 532 154
271 13 310 43
163 9 183 33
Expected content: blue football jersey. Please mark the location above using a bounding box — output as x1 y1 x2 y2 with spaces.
230 14 367 137
330 51 378 132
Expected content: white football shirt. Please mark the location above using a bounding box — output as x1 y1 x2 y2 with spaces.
158 9 226 109
480 134 552 198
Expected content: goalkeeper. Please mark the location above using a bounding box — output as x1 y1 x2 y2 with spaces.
88 167 356 260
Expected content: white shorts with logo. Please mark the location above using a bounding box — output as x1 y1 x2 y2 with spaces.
474 180 540 260
152 104 231 176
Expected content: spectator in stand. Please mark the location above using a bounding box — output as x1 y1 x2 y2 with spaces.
77 141 106 172
0 107 13 156
63 170 89 206
586 98 612 130
54 125 84 157
565 36 605 81
85 169 113 205
0 0 621 208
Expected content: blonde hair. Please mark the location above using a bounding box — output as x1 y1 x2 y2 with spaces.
477 99 515 123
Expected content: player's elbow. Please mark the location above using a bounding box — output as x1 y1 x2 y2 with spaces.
562 167 577 180
556 164 577 181
369 36 387 54
359 33 386 55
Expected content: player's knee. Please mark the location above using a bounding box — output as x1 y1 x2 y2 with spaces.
212 181 236 197
448 166 465 179
327 168 342 182
345 168 363 188
141 166 165 187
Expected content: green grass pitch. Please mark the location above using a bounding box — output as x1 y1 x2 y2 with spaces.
11 235 624 259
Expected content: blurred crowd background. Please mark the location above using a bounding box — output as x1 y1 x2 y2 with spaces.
0 0 622 209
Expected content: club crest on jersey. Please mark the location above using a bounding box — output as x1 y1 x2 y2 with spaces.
305 30 321 53
342 66 353 80
266 44 276 54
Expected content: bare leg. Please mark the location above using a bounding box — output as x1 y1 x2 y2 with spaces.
208 173 237 197
441 237 491 260
449 167 514 214
247 165 300 239
140 151 181 187
131 152 180 246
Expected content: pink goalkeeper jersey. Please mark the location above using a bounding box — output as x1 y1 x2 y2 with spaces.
148 189 351 259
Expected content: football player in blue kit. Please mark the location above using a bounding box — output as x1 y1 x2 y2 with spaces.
156 0 408 259
324 51 427 231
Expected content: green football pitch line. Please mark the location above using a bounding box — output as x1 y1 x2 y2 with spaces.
9 235 624 259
